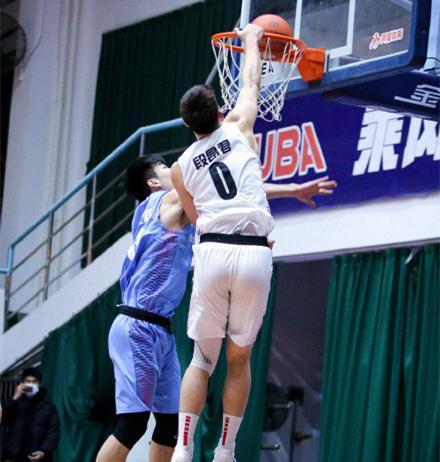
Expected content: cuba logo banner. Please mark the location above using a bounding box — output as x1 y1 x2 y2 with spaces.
255 95 439 214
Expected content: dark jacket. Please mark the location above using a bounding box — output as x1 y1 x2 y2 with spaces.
1 387 60 462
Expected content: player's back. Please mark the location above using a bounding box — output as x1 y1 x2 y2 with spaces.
120 191 194 317
178 123 273 236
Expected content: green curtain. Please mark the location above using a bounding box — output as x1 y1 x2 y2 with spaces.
41 283 120 462
41 268 277 461
85 0 241 261
319 245 439 462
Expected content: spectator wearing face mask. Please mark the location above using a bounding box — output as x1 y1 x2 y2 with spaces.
1 368 60 462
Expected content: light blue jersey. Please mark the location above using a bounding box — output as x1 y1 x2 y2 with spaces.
120 191 194 317
109 191 194 414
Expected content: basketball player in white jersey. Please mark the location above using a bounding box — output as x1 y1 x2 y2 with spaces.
96 157 333 462
170 24 336 462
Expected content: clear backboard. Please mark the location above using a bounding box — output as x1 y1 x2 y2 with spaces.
240 0 432 96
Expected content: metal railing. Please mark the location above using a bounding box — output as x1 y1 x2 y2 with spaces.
0 117 185 331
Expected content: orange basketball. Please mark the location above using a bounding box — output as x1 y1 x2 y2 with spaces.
251 14 293 60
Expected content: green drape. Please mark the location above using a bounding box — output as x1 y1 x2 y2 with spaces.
86 0 241 260
41 283 120 462
42 268 276 461
319 245 439 462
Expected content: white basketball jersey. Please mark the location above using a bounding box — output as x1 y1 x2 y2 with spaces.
178 123 274 236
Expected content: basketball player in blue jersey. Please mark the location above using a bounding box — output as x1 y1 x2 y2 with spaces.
96 142 335 461
96 156 194 462
170 24 336 462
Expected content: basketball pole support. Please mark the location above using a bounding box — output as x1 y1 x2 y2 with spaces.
240 0 251 28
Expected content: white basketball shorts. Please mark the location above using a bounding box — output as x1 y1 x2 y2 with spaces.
188 242 273 347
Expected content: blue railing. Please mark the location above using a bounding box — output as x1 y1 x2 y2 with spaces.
0 117 183 275
0 117 185 328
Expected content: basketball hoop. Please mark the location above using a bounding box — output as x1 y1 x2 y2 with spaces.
212 31 325 122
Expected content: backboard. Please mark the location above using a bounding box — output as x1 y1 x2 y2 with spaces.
240 0 432 96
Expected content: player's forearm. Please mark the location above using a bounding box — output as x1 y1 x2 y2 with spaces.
264 183 298 199
242 36 261 90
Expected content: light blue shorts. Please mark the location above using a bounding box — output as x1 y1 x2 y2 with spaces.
108 314 181 414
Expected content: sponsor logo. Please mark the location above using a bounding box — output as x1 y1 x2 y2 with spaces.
353 109 439 175
256 122 327 181
261 60 275 76
369 28 404 50
394 84 440 109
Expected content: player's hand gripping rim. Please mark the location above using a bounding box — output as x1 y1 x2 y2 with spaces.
234 24 264 42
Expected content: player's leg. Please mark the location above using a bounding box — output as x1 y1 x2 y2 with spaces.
97 316 161 461
212 339 253 462
172 338 223 462
223 338 253 416
214 244 272 460
179 361 210 414
149 413 179 462
96 412 150 462
150 441 174 461
172 243 231 462
150 335 181 461
96 435 129 462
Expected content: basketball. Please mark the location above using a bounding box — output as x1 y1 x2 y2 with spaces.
251 14 293 59
252 14 293 36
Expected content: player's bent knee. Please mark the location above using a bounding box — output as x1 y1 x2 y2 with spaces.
228 348 252 364
152 413 178 447
113 412 150 449
190 338 223 376
227 340 253 368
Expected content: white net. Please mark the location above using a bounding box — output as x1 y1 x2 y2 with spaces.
212 35 304 122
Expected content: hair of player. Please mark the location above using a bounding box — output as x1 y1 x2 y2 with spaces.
180 84 220 135
126 156 165 202
20 367 42 382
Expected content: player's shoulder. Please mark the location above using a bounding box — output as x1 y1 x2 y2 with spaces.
162 188 180 205
222 121 257 152
178 142 197 168
222 120 248 138
135 196 150 215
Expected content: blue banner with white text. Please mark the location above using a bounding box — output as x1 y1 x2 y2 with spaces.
256 95 440 214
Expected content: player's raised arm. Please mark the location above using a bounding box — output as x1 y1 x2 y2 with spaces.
224 24 264 144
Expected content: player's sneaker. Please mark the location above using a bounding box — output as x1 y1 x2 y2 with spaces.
171 446 193 462
212 446 236 462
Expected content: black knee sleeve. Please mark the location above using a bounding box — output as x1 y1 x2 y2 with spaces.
113 412 150 449
152 413 178 447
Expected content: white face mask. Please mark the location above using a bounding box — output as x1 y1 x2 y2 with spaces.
24 383 39 397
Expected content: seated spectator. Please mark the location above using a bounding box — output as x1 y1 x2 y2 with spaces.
1 367 60 462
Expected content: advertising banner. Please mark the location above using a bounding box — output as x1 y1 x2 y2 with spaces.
256 95 440 214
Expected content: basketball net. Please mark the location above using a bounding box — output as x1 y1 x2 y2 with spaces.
212 35 304 122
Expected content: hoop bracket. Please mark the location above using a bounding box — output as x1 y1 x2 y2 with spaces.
297 47 326 82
